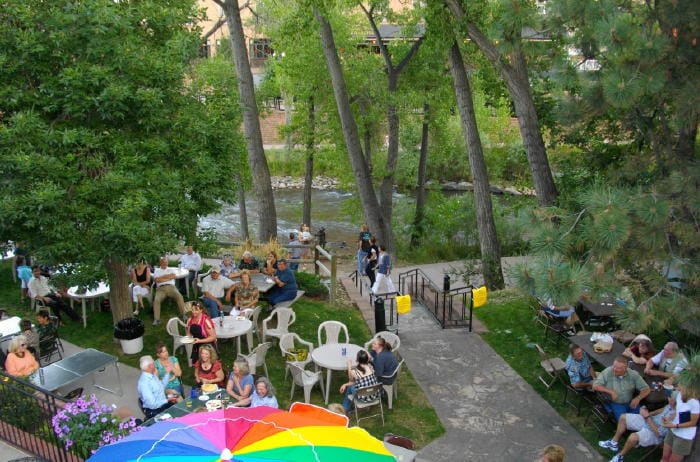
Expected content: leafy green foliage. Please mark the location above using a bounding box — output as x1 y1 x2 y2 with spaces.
0 1 242 315
294 271 329 298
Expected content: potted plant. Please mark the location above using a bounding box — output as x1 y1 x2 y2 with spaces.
113 317 145 354
52 394 140 459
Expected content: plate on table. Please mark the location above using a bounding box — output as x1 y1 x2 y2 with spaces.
198 394 210 401
206 399 222 411
201 383 218 394
265 278 274 283
235 316 247 321
156 413 172 421
180 336 195 344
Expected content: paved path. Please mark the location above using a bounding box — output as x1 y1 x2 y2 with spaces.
340 260 603 462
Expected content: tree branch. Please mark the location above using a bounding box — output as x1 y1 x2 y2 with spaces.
202 17 226 42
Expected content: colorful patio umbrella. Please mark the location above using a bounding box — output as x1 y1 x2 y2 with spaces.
87 403 395 461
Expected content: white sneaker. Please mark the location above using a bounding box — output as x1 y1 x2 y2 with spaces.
598 439 618 451
609 454 623 462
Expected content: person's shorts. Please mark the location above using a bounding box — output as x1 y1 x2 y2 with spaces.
624 414 662 447
664 430 694 455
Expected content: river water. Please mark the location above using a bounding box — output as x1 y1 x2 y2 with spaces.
200 189 367 248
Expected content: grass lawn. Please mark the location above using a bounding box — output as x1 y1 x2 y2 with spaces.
474 289 660 462
0 261 443 447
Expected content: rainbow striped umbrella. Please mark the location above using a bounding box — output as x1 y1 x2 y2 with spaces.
88 403 395 461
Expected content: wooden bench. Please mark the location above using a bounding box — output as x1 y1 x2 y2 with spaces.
275 290 305 308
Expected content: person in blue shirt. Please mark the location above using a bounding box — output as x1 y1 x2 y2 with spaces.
565 344 597 389
234 376 278 408
370 336 399 385
267 259 298 307
16 256 32 301
137 355 179 419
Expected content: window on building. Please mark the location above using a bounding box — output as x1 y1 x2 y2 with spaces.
249 38 273 60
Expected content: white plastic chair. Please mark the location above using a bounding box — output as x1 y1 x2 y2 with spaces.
379 358 405 409
166 317 193 366
242 306 262 344
261 308 296 344
238 341 271 377
193 270 210 298
317 320 349 347
279 333 314 381
363 331 400 353
288 362 324 404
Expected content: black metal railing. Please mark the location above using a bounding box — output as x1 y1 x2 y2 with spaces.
0 371 82 462
398 268 473 330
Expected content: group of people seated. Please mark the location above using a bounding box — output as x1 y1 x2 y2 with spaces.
563 336 697 462
2 310 58 378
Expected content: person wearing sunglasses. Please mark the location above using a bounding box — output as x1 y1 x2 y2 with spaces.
5 335 39 378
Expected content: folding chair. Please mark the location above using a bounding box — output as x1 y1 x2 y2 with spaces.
534 343 566 390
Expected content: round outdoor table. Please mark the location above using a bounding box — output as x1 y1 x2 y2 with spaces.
211 317 253 356
67 282 110 328
311 343 364 404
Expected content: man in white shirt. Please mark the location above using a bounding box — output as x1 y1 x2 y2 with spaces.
179 246 202 293
152 257 186 326
28 266 81 323
645 341 688 383
201 265 235 318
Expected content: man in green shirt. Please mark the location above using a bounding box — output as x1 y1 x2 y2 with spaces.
593 356 650 421
35 310 56 338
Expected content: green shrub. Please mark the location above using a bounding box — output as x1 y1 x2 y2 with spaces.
295 271 328 298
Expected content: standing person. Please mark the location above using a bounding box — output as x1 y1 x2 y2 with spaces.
186 301 217 362
266 259 298 308
28 266 81 323
299 224 312 268
154 342 184 397
179 246 202 294
371 246 396 295
130 259 152 315
660 385 699 462
16 256 32 300
287 233 302 271
200 265 235 318
152 257 186 326
357 224 372 275
365 237 379 286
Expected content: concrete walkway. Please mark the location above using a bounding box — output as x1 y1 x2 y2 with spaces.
340 260 603 462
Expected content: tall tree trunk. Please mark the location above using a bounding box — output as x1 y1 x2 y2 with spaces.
313 7 394 252
216 0 277 241
444 0 558 206
106 259 131 324
358 98 373 172
448 43 504 290
379 75 399 224
235 170 249 241
303 97 315 227
411 103 430 249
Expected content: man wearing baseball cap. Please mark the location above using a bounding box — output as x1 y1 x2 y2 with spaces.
200 264 235 318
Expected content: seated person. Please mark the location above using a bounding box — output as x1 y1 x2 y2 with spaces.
340 350 379 412
186 301 217 362
540 298 576 319
598 395 675 461
565 344 596 389
152 257 186 326
154 343 184 397
593 356 650 421
35 310 56 338
370 336 399 385
193 344 225 389
233 376 278 408
137 355 179 420
20 319 39 356
234 270 259 310
262 251 279 276
644 341 688 384
220 253 239 278
238 251 260 273
28 265 81 323
4 335 39 378
266 259 298 307
130 259 152 315
623 335 655 365
200 265 235 318
225 358 254 404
